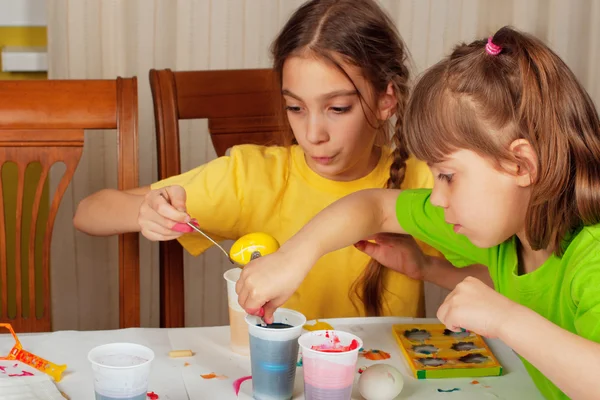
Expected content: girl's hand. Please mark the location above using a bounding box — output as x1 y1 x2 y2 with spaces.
354 233 430 280
236 247 315 324
138 185 192 241
437 276 520 338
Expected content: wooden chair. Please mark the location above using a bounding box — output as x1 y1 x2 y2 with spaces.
0 78 140 332
149 68 284 327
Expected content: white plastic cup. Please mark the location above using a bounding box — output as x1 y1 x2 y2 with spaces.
224 267 249 355
299 330 363 400
88 343 154 400
246 308 306 400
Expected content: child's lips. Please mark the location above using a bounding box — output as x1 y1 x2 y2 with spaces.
446 220 461 232
311 155 334 165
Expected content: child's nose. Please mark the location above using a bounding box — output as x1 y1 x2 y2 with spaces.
305 115 329 144
430 185 449 209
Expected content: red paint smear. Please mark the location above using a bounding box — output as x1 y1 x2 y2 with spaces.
0 366 6 373
9 371 34 377
233 375 252 396
311 333 358 353
12 364 17 368
471 380 480 385
147 392 159 399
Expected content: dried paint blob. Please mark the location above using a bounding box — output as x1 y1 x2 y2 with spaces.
437 388 460 393
9 371 34 377
360 349 391 360
417 357 447 367
443 329 471 339
404 328 431 341
147 392 159 399
201 372 228 380
459 353 489 364
451 341 479 351
303 320 334 331
296 357 303 367
412 344 439 354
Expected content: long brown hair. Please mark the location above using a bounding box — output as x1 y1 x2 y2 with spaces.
270 0 411 315
404 26 600 255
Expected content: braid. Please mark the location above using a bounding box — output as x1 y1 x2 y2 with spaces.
387 75 410 190
354 75 411 316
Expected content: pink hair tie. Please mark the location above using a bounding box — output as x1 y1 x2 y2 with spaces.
486 37 502 56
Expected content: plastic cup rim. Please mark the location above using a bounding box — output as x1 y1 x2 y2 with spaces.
299 330 363 357
245 308 307 331
223 267 241 284
88 342 155 370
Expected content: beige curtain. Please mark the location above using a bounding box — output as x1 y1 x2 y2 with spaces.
46 0 600 330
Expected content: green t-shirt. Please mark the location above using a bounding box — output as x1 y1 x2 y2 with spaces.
396 189 600 400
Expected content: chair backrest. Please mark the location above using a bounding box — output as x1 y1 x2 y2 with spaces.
0 78 140 332
149 68 284 327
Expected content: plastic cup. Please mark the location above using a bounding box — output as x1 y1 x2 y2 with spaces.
246 308 306 400
298 330 363 400
224 267 250 355
88 343 154 400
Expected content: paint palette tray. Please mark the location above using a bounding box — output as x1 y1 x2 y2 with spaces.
392 323 502 379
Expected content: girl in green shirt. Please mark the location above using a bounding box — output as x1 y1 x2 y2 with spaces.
236 27 600 399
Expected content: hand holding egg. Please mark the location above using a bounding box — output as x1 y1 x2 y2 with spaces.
230 232 280 266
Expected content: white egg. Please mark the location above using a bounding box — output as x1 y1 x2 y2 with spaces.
358 364 404 400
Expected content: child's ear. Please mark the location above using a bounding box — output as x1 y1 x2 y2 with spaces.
509 139 538 187
377 82 397 121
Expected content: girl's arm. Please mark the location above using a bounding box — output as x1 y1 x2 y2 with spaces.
73 185 190 240
437 278 600 400
74 187 149 235
425 258 494 290
289 188 405 258
236 188 404 320
499 307 600 399
355 234 494 290
75 146 266 243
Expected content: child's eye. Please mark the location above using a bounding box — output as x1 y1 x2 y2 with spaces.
285 106 302 113
330 106 352 114
437 173 454 183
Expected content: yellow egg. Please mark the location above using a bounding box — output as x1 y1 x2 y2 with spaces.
229 232 280 267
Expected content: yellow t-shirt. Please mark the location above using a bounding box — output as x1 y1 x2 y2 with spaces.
152 144 436 320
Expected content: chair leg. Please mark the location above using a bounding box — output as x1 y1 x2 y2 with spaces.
159 241 185 328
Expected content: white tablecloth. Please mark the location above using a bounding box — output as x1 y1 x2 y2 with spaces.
0 317 543 399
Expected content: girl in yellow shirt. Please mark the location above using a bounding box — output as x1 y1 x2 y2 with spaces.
74 0 439 320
